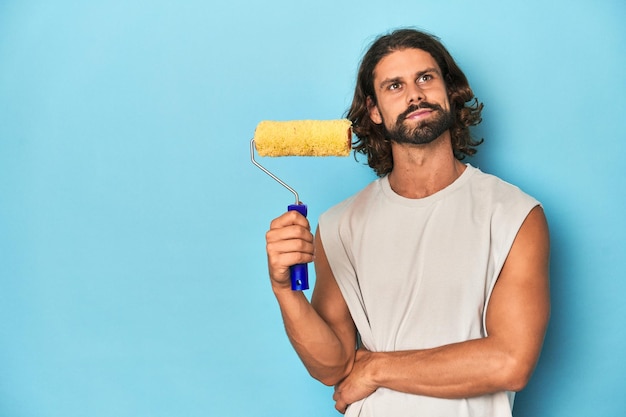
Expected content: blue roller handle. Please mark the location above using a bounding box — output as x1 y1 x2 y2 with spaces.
288 203 309 291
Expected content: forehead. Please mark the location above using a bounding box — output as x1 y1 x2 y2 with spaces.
373 48 440 82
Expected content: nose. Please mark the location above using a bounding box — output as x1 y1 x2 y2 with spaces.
406 82 425 104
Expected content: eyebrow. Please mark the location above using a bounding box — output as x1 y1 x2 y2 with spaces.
378 67 442 90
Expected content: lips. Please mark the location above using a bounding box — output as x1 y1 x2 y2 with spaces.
399 103 441 123
406 109 433 120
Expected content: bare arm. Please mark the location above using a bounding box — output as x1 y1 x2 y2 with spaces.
333 206 550 411
266 211 356 385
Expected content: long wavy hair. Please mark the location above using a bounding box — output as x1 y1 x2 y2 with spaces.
347 29 484 177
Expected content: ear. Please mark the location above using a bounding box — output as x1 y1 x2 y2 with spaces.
367 96 383 125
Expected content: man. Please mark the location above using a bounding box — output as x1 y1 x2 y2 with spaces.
265 28 550 416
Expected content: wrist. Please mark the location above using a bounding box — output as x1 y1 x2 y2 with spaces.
368 352 388 390
271 281 306 304
271 279 293 295
357 349 383 389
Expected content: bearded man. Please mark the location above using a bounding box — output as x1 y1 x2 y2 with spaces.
265 28 550 417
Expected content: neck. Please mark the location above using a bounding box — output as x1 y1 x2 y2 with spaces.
387 132 466 199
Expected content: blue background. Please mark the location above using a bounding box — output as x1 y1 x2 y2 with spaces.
1 0 624 416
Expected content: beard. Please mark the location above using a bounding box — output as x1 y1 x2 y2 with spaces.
382 102 454 146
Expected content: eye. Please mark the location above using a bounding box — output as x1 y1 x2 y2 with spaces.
418 73 433 83
388 82 402 91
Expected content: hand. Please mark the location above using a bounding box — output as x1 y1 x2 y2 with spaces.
333 349 378 414
265 210 314 290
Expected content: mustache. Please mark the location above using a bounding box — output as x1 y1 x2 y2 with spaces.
398 102 443 122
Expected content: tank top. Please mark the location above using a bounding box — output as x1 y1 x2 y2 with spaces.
318 164 539 417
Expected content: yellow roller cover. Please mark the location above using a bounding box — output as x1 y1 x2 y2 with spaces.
253 119 352 157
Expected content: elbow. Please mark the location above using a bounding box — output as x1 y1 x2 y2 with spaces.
503 372 531 393
499 356 536 392
308 362 353 387
315 374 343 387
311 367 350 387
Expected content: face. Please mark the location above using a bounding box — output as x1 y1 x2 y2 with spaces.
368 48 453 146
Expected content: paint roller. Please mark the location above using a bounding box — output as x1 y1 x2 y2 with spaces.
250 119 352 291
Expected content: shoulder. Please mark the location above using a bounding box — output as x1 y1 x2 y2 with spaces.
465 166 544 260
466 165 540 213
319 178 383 230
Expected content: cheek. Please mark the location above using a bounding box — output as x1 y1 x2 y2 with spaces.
379 108 400 128
371 100 397 125
380 100 405 121
437 93 451 112
441 91 452 111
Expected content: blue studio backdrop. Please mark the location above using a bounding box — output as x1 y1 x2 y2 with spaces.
1 1 624 416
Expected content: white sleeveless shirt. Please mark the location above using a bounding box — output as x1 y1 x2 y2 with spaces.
318 164 539 417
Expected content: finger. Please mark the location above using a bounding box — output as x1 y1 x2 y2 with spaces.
269 210 310 230
333 386 347 414
267 237 314 261
267 249 314 271
266 224 314 246
266 232 315 282
266 224 314 255
265 212 314 286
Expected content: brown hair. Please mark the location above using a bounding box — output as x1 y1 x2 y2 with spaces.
347 28 484 176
